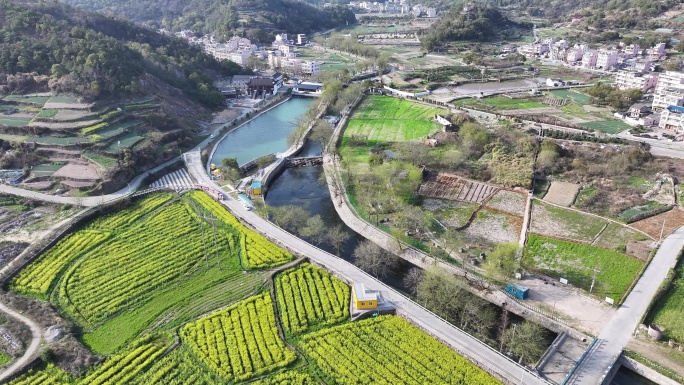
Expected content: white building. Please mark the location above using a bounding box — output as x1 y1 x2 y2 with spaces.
596 50 619 70
659 105 684 131
566 48 583 63
297 34 307 45
229 51 252 66
518 44 549 58
648 43 666 60
581 50 598 68
614 71 659 92
652 71 684 111
301 61 321 76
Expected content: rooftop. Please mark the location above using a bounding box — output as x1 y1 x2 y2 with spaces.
666 105 684 114
353 283 377 301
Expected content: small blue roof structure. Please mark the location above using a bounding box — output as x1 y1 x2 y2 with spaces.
251 180 262 189
666 105 684 114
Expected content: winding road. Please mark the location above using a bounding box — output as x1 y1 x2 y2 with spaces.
0 303 42 383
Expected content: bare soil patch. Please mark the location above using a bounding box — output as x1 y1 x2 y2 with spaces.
422 198 480 228
530 201 608 243
42 102 94 110
419 173 497 203
211 107 244 124
60 180 96 188
485 189 526 216
28 118 101 130
465 209 521 244
544 181 581 207
631 208 684 239
52 163 100 181
54 109 98 122
0 242 28 269
593 223 654 259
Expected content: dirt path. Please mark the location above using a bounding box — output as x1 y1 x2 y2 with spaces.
627 337 684 377
0 302 42 382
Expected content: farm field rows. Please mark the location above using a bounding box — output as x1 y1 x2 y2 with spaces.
530 201 608 243
344 95 445 142
523 234 644 300
647 257 684 342
276 263 350 334
300 316 501 385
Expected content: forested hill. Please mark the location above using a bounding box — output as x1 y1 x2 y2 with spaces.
61 0 356 41
421 5 529 51
0 0 246 108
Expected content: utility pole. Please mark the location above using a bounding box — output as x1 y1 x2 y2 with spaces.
590 267 600 293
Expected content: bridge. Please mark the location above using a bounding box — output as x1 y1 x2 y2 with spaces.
285 156 323 168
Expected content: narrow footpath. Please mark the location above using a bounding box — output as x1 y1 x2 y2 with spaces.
0 303 42 382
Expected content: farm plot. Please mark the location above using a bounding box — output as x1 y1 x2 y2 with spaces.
530 201 608 243
131 345 221 385
2 95 50 105
580 120 630 134
189 191 293 268
30 163 65 177
25 136 89 146
180 292 296 382
275 263 350 334
524 234 644 299
593 223 653 259
419 173 498 203
0 116 32 127
52 163 100 181
300 315 500 385
465 209 521 244
543 181 581 207
549 89 591 105
83 152 117 168
422 198 479 228
485 189 526 216
104 133 145 153
631 208 684 239
480 97 546 110
647 258 684 342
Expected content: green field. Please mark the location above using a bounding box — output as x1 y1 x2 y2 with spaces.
344 96 445 142
47 95 81 104
479 96 546 110
26 136 90 145
524 234 644 300
90 120 140 140
3 95 50 105
0 115 32 127
83 152 118 168
549 89 591 105
36 109 59 119
31 162 66 177
648 257 684 342
0 133 28 142
104 133 145 152
580 120 631 134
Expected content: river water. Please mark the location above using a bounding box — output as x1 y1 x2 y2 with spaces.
210 97 313 167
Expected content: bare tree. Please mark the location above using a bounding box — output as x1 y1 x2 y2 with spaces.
300 215 325 245
325 225 350 256
503 320 549 364
403 267 423 295
353 240 400 279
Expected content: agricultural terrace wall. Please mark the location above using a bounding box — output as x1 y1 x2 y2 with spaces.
0 188 176 287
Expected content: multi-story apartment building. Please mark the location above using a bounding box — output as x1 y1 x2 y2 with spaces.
581 51 598 68
596 50 618 69
652 71 684 111
301 61 321 76
659 105 684 131
614 71 659 92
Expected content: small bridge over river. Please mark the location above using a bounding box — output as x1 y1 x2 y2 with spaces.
285 156 323 168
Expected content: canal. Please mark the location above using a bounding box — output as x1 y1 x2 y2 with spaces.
210 97 313 167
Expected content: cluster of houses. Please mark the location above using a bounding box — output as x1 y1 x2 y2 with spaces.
173 32 321 76
217 72 323 99
621 71 684 133
267 34 322 76
347 0 436 17
513 38 666 72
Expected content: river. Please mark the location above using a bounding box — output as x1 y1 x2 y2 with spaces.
210 97 313 167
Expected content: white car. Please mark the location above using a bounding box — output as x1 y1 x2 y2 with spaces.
209 134 215 139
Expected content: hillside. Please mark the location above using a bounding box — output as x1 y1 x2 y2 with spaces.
0 0 245 193
420 4 529 51
61 0 356 41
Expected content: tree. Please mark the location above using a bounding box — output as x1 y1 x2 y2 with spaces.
403 267 423 295
504 320 549 364
268 205 308 231
352 240 400 279
221 157 239 170
483 242 519 279
309 120 334 150
300 215 325 245
417 267 466 319
325 225 350 256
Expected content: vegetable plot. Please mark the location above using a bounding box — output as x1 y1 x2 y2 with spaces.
301 316 501 385
188 191 293 268
181 292 296 382
275 263 350 334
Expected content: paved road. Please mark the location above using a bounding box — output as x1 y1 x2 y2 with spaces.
0 156 181 206
0 303 42 382
567 226 684 384
186 151 549 385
